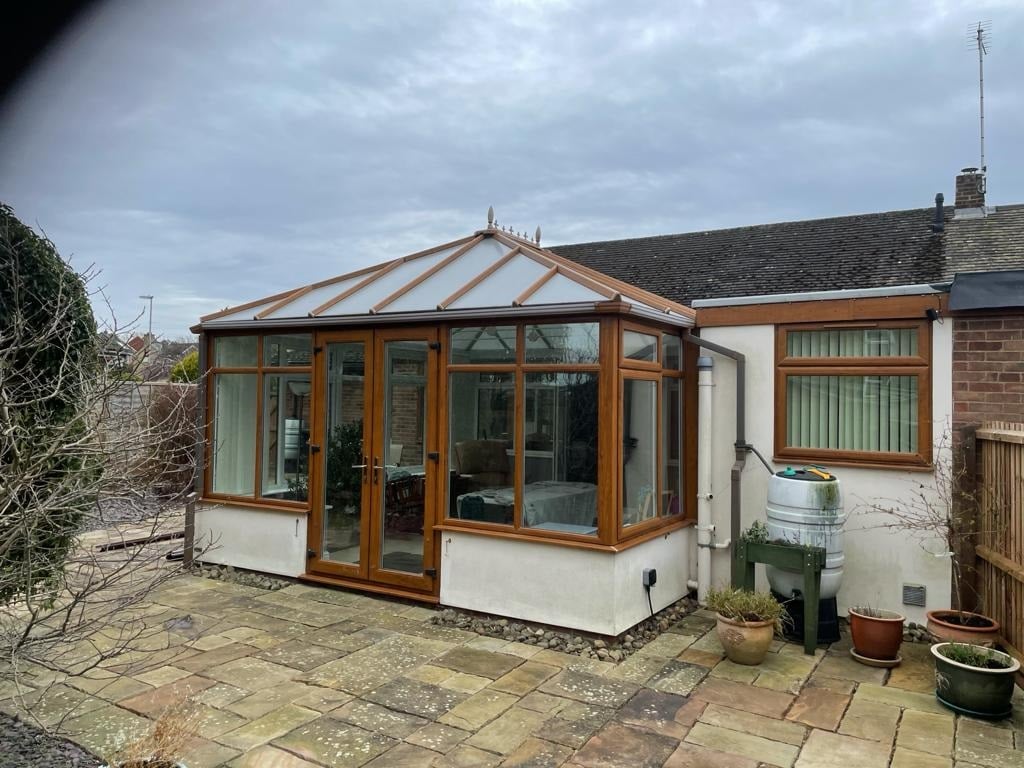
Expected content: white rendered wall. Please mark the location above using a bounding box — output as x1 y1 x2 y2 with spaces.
699 322 952 624
195 503 308 577
440 527 692 635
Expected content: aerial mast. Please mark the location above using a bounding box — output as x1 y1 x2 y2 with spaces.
969 20 991 174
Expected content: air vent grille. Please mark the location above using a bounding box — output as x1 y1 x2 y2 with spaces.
902 584 926 607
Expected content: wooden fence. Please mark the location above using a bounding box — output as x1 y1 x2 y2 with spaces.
973 421 1024 661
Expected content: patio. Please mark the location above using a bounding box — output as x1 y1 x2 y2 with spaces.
3 574 1021 768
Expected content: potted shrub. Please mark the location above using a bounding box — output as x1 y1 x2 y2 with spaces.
848 606 904 666
862 440 999 646
705 587 787 666
931 642 1020 718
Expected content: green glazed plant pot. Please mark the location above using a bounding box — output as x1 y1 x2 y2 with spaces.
931 643 1020 719
715 614 774 666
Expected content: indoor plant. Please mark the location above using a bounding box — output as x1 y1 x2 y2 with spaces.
848 606 904 665
931 642 1020 718
705 587 787 665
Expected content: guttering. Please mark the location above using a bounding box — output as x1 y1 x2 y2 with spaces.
691 282 952 308
193 302 695 333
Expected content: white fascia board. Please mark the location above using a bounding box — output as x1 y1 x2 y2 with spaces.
691 283 951 309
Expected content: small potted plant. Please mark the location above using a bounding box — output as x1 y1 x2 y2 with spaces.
848 606 905 667
705 587 787 666
931 642 1020 718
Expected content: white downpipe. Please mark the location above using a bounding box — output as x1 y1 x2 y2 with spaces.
696 356 714 604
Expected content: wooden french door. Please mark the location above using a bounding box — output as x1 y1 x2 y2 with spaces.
307 327 438 594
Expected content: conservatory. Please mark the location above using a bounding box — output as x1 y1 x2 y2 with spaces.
193 221 698 634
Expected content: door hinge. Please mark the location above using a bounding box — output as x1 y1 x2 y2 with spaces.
427 451 439 461
428 341 441 351
307 549 317 559
424 568 437 578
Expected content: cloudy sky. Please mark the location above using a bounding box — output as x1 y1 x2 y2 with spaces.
1 1 1022 337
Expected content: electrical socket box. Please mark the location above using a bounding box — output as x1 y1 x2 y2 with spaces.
642 568 657 588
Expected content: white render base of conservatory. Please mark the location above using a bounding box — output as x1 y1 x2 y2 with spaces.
438 528 693 636
195 502 693 636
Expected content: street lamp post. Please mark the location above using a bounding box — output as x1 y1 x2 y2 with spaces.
139 295 154 344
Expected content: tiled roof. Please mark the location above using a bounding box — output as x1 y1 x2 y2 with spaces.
551 207 953 306
944 204 1024 278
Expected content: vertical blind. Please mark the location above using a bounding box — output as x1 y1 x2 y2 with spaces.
783 327 922 455
786 375 919 453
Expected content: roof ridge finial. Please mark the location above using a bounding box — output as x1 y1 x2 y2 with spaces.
535 225 541 245
487 206 494 229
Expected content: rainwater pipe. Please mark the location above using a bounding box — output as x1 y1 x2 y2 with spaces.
681 332 772 602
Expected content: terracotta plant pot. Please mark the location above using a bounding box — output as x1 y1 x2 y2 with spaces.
848 607 904 662
931 643 1020 719
715 614 775 665
926 610 1000 646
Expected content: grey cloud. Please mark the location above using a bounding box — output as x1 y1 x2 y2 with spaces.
1 0 1022 335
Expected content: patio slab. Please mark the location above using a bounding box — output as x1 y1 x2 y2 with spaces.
26 573 1024 768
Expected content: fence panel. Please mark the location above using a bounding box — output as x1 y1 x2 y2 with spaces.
974 420 1024 661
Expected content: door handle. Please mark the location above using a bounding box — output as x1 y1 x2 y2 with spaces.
373 457 381 483
353 455 369 481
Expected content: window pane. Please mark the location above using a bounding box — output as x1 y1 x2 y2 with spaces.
264 334 312 367
449 372 514 525
623 330 657 362
323 342 366 566
623 379 657 527
787 328 919 358
524 323 599 364
522 372 598 535
663 334 682 370
261 373 311 501
211 373 256 494
214 336 257 367
450 326 516 364
662 377 683 516
786 375 919 453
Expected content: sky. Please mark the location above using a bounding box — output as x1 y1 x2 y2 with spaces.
1 1 1022 338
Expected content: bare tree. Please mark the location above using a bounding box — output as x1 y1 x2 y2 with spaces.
0 205 202 730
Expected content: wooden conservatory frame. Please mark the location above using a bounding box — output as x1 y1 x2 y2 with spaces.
194 227 698 602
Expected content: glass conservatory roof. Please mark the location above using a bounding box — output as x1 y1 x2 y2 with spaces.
198 227 695 329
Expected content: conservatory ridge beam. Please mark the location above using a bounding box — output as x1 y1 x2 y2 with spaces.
370 235 483 314
437 245 521 310
513 266 557 306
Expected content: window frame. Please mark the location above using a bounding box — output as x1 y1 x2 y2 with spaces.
204 330 314 510
774 320 932 468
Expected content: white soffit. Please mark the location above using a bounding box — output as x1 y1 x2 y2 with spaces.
200 230 695 326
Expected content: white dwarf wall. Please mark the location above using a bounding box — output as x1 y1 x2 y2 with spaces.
699 322 952 623
195 503 308 577
439 527 692 635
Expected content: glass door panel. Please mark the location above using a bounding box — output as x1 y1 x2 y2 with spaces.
321 341 368 568
378 340 428 575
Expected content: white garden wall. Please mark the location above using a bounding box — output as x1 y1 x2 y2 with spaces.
699 322 952 623
195 503 308 577
439 527 693 635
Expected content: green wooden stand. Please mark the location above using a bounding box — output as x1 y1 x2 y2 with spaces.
731 540 827 655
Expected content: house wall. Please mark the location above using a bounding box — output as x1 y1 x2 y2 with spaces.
439 527 692 635
952 314 1024 430
699 322 952 623
195 503 308 576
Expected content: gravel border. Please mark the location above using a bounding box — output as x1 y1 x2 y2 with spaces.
432 596 699 661
196 563 291 591
0 711 101 768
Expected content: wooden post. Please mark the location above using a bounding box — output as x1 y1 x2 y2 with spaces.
183 492 197 568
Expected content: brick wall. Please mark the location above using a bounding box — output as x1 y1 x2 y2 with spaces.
952 314 1024 429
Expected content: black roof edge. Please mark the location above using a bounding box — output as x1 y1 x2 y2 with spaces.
949 269 1024 311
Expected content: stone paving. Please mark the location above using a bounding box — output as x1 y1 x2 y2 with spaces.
4 574 1024 767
